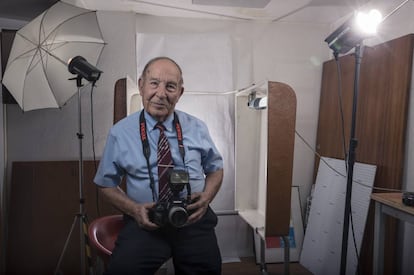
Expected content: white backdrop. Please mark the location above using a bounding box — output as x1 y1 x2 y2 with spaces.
137 33 233 92
136 32 245 259
136 32 237 211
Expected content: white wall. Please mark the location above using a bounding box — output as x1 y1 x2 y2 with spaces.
252 20 329 214
0 18 27 30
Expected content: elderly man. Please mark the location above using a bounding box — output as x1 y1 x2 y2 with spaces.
94 56 224 274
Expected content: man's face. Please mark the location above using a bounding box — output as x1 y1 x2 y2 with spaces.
139 59 184 122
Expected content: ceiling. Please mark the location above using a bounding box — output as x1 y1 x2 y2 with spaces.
0 0 398 24
0 0 59 21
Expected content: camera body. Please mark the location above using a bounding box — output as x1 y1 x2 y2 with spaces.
149 170 192 227
402 192 414 207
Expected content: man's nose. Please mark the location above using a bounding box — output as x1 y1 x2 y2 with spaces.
156 84 168 97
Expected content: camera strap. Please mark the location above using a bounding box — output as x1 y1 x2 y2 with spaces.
139 111 186 201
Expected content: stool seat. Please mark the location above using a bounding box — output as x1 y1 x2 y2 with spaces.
88 214 124 264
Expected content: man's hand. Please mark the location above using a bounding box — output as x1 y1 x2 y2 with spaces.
186 169 223 224
99 186 161 230
132 202 159 230
186 192 209 224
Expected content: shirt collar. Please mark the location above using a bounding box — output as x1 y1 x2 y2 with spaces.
143 110 174 132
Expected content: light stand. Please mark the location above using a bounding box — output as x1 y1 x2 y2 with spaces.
54 57 102 275
325 16 368 273
324 1 412 273
339 43 363 275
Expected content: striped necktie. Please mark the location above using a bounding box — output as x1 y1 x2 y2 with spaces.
155 123 173 202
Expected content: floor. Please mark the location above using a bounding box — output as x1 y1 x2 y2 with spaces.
222 257 313 275
156 257 313 275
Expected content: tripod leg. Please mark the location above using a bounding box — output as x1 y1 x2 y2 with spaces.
260 237 268 275
282 236 290 275
81 215 95 275
54 215 80 275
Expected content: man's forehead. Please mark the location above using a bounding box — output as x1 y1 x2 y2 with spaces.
145 68 181 82
148 59 179 70
145 72 180 82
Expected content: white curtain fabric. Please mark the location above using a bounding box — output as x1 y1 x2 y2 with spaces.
136 32 247 258
136 33 233 93
136 32 239 210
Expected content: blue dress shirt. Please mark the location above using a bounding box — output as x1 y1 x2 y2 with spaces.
94 110 223 203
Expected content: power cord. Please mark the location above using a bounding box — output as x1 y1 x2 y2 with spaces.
89 83 101 217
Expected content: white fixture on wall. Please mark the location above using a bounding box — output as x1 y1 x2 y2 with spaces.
192 0 271 8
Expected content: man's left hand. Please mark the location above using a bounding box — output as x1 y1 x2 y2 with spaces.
186 192 210 224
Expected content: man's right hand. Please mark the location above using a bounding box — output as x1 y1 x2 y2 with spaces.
99 186 159 230
133 202 159 230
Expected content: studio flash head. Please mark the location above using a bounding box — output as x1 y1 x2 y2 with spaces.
68 56 102 82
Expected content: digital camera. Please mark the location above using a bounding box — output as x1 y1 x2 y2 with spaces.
402 192 414 207
149 170 192 227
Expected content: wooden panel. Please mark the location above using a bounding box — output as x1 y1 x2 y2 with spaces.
6 161 120 275
113 78 127 124
266 81 296 237
316 34 413 274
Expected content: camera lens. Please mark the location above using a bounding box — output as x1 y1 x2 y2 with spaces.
168 206 188 227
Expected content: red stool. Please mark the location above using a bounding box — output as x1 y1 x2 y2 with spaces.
88 214 172 274
88 215 124 266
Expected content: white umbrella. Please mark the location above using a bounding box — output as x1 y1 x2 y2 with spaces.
1 1 105 111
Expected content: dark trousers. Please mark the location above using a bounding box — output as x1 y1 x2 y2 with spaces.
105 207 222 275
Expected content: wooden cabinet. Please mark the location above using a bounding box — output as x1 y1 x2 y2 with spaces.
6 161 119 274
235 81 296 239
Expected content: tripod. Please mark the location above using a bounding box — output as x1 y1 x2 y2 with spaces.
54 76 93 275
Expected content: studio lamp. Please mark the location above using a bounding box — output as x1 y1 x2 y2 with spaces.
54 56 103 275
68 55 102 82
247 90 267 110
325 9 382 55
324 1 412 275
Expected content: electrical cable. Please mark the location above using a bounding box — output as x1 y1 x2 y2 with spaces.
296 130 410 192
333 52 349 169
89 83 101 217
333 53 361 275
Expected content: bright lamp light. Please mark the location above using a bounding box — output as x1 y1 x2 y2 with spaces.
326 0 412 55
325 9 383 55
355 9 383 35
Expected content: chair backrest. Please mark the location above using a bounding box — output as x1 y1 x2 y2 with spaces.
88 215 124 262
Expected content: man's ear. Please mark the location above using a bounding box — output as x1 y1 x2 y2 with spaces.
180 87 184 96
138 78 143 95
